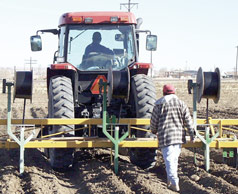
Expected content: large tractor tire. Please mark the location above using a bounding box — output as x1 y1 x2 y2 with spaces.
48 76 75 170
129 74 157 169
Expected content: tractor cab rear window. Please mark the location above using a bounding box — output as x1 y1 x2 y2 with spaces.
66 25 135 71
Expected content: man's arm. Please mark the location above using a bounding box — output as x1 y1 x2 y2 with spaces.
84 44 92 57
150 105 159 134
100 45 114 55
183 105 195 141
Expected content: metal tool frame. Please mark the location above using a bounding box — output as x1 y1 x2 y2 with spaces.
189 80 238 171
0 81 238 174
5 82 35 174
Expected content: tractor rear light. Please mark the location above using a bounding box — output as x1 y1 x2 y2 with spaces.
110 16 119 23
120 17 129 22
51 63 76 71
71 16 83 22
85 17 93 23
129 63 152 69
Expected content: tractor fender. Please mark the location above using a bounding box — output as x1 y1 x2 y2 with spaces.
47 63 79 104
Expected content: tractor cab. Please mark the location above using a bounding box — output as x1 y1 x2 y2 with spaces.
31 12 157 72
66 24 134 71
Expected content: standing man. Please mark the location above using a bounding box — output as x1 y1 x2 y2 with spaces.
150 84 195 192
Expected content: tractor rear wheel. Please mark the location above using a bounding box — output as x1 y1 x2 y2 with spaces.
129 74 157 169
48 76 75 170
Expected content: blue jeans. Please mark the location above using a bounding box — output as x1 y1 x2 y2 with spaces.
161 144 182 185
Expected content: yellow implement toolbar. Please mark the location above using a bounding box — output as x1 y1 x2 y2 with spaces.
1 118 238 125
0 118 237 149
0 138 237 149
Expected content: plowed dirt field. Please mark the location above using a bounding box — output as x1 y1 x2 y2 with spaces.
0 78 237 194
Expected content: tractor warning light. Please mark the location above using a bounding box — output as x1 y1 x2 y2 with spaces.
71 16 83 22
120 17 129 22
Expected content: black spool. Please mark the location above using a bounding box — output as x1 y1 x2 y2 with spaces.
196 67 220 103
14 70 33 101
107 67 130 105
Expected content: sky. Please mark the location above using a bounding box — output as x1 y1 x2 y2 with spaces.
0 0 238 73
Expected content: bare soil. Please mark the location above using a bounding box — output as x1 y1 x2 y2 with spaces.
0 78 237 194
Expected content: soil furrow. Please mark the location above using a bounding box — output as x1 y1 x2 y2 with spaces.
183 147 238 187
119 163 176 194
65 149 134 193
179 176 214 194
23 149 75 194
0 149 24 193
179 148 238 194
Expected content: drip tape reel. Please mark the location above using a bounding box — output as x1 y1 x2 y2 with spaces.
107 67 130 106
13 70 33 101
196 67 220 103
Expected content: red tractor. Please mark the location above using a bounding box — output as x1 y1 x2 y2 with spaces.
31 12 157 170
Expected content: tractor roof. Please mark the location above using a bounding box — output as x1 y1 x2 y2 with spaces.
59 12 137 26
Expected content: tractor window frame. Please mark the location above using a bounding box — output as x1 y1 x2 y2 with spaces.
64 24 136 71
58 26 66 58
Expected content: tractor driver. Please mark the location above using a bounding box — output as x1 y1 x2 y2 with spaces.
83 32 114 58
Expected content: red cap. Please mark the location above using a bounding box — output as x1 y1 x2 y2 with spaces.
163 84 175 94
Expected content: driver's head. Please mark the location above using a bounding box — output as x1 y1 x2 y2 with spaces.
92 32 102 44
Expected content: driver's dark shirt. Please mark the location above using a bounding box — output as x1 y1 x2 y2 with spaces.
84 43 113 57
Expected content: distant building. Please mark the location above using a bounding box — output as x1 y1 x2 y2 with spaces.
181 70 197 78
155 69 197 78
